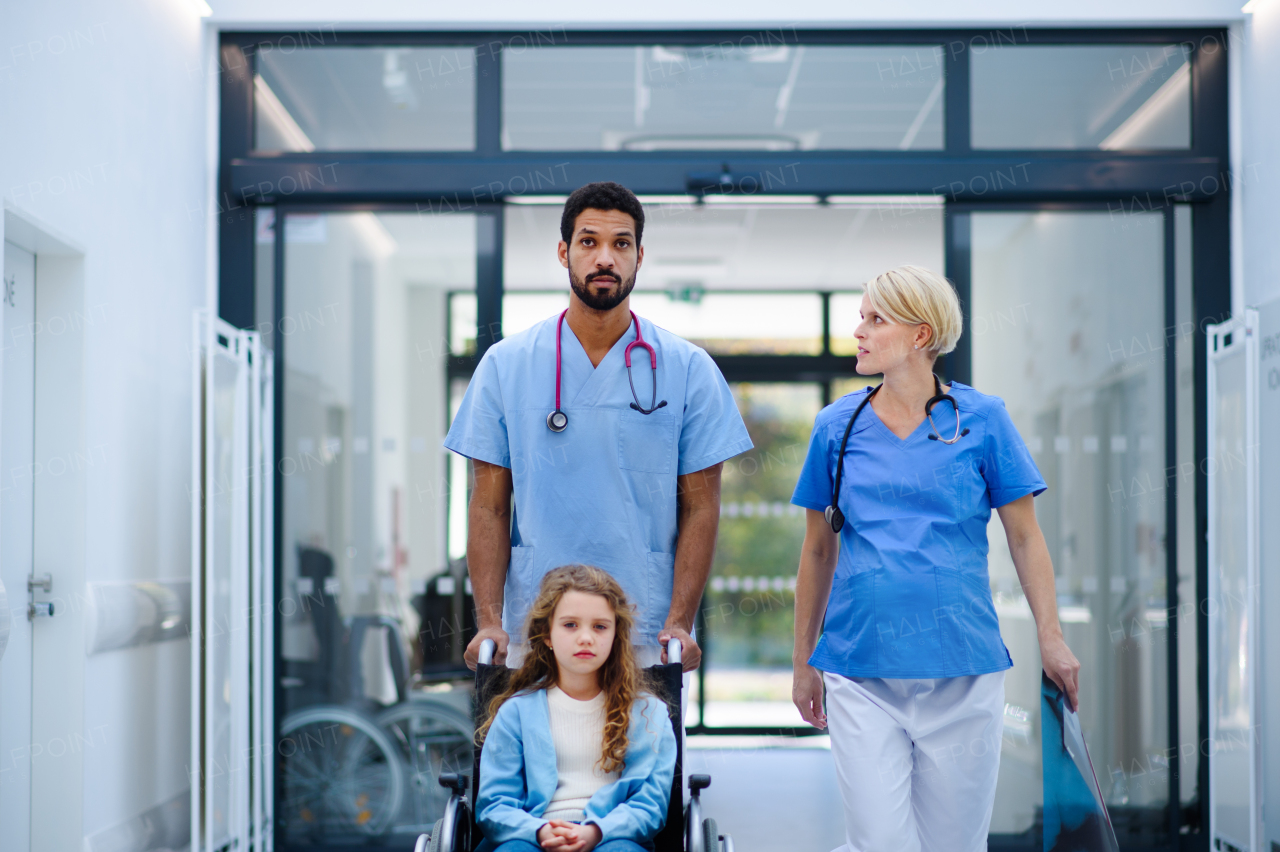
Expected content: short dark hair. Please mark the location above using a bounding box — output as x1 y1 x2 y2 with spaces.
560 182 645 246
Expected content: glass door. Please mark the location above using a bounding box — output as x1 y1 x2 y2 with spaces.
272 209 480 847
497 196 943 730
966 206 1194 845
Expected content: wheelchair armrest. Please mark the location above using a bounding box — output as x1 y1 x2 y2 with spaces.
438 772 469 795
688 774 711 795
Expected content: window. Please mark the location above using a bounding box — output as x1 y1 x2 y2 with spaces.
503 45 945 151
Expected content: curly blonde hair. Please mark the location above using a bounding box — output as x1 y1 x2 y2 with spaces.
475 564 646 775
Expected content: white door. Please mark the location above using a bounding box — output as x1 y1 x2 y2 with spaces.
0 241 37 852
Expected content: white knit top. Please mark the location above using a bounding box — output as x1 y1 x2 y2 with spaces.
543 686 620 823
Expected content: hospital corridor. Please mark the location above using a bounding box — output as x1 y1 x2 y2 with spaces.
2 2 1280 852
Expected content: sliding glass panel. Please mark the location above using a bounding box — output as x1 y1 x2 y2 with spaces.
255 47 475 151
504 197 943 293
971 210 1172 842
278 211 477 847
703 383 821 727
972 45 1191 149
503 45 944 151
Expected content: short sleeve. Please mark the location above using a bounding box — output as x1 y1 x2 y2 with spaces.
677 349 753 475
791 415 835 512
982 398 1047 508
443 349 511 468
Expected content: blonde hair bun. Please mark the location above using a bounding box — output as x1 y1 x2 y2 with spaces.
864 265 964 356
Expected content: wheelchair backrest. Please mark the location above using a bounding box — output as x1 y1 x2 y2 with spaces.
470 662 685 852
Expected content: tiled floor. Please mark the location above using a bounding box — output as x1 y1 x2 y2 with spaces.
685 739 846 852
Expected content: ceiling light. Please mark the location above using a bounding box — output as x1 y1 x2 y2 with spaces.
505 196 569 205
702 194 820 205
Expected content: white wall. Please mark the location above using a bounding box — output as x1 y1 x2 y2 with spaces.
0 0 210 848
1241 4 1280 309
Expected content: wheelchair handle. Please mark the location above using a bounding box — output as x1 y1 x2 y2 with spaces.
667 637 682 666
478 638 496 666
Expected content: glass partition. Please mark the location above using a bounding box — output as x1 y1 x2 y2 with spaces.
503 45 944 151
971 210 1172 838
971 45 1191 150
277 210 477 846
702 383 821 727
504 197 943 293
255 47 476 151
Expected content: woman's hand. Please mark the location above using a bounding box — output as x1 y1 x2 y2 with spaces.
996 495 1082 711
1040 629 1081 711
792 663 827 729
538 820 601 852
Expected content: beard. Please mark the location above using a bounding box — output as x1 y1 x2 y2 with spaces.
569 267 637 312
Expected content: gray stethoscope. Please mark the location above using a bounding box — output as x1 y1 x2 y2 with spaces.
547 309 667 432
824 375 970 532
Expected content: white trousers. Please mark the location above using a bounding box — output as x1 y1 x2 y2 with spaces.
825 671 1005 852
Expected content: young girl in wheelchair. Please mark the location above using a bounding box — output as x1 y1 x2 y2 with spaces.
474 564 677 852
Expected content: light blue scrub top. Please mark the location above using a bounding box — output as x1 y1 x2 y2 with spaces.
791 383 1046 679
445 313 753 645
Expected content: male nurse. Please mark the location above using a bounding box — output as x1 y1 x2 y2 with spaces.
445 182 752 671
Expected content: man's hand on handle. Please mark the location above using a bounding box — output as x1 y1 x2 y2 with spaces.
465 626 510 671
657 625 700 672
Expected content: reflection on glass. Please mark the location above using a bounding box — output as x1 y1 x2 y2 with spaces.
504 199 943 293
256 208 276 350
279 211 477 844
1172 205 1199 806
629 292 821 354
704 383 821 728
504 45 944 151
830 375 878 400
971 211 1171 838
972 45 1191 150
255 47 475 151
829 291 866 355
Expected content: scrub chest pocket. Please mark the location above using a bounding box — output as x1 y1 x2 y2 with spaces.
618 410 676 474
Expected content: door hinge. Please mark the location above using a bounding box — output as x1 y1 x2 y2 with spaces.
28 573 54 619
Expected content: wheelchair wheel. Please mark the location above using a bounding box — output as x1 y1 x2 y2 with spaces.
376 698 475 832
279 705 405 839
702 817 720 852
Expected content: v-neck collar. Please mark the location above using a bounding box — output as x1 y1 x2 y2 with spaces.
560 317 637 408
865 398 932 448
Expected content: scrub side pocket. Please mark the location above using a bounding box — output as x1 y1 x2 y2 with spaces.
641 551 674 643
503 546 537 639
618 409 676 474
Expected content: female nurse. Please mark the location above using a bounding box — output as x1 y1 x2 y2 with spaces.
790 266 1080 852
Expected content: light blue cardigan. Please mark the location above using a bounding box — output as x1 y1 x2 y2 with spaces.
475 689 677 850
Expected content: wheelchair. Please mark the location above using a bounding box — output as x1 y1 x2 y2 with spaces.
414 638 734 852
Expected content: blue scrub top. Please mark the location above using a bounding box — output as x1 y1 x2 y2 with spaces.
791 383 1045 679
445 313 753 645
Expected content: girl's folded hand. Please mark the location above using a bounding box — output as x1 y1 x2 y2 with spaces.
539 819 601 852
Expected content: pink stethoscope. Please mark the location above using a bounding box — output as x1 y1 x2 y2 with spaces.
547 309 667 432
